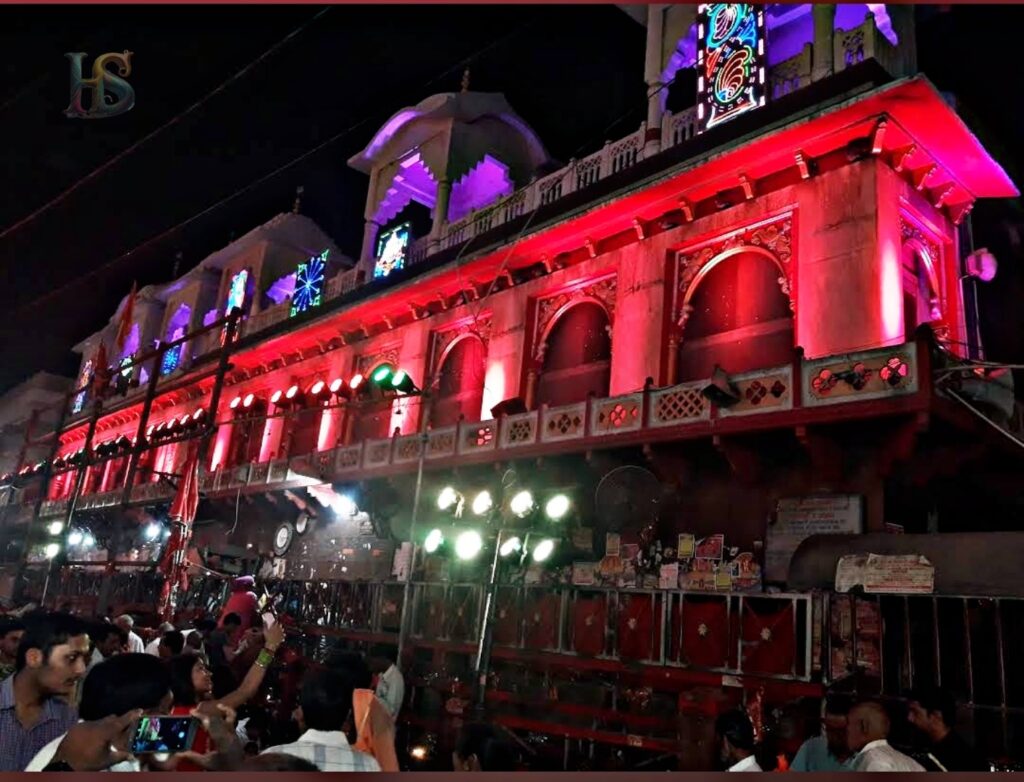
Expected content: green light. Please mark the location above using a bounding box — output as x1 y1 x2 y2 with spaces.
532 538 556 563
372 366 392 384
390 370 407 388
455 529 483 561
424 528 444 553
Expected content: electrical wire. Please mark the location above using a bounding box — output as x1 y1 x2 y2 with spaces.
0 7 334 246
6 19 538 318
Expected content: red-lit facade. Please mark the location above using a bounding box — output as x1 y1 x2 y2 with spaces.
3 6 1023 769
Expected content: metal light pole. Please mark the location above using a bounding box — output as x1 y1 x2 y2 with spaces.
472 527 509 711
395 388 432 664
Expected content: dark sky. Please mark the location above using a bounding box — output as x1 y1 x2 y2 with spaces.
0 5 1020 393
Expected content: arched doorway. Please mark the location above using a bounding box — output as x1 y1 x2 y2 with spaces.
902 242 941 339
677 251 793 382
351 364 396 441
431 336 486 427
535 302 611 407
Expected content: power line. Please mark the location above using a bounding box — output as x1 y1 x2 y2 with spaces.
7 20 538 318
0 7 333 246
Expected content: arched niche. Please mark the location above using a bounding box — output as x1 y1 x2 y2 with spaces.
431 335 486 427
535 301 612 407
676 248 794 383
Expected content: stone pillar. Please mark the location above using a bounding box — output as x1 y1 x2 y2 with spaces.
428 179 451 253
812 4 836 82
359 219 380 279
644 4 666 157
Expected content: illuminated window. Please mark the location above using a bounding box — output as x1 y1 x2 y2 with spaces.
374 224 410 279
291 250 328 317
697 4 766 133
225 269 249 315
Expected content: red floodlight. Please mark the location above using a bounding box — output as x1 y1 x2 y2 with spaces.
242 393 255 409
229 395 242 410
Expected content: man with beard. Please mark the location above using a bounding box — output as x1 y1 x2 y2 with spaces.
907 686 989 771
791 694 853 771
0 613 89 770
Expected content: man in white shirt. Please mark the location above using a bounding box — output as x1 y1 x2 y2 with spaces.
715 709 762 772
114 616 144 655
847 701 925 772
369 645 404 720
87 623 125 672
144 623 176 656
262 669 380 772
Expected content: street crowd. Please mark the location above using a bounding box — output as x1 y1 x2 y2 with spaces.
0 578 992 773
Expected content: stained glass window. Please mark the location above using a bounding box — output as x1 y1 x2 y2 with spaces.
697 4 766 133
290 250 328 317
374 224 410 280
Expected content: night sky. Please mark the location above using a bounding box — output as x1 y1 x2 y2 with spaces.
0 4 1021 393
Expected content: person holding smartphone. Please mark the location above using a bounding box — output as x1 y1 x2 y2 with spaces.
167 619 284 770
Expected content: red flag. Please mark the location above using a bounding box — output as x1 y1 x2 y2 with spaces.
115 282 137 353
158 442 201 621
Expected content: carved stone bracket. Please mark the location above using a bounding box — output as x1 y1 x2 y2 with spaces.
532 275 618 363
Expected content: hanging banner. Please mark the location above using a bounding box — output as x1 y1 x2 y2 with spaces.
835 553 935 594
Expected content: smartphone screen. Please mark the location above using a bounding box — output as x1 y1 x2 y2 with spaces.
130 716 198 755
262 611 276 628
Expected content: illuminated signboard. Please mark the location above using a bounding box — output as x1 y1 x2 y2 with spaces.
697 4 766 133
290 250 328 317
374 223 410 280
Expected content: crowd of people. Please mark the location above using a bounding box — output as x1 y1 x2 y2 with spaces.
0 591 993 773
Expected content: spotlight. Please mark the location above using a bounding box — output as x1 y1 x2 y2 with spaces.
389 369 419 394
67 530 83 547
309 380 329 402
144 523 161 541
371 366 392 386
192 409 205 421
510 490 534 518
332 494 358 517
229 395 242 410
471 490 493 516
82 533 95 548
410 746 428 761
544 494 571 521
424 528 444 554
270 389 284 407
498 535 522 558
437 486 460 512
242 393 256 409
45 543 60 560
285 384 301 403
47 521 64 536
532 538 557 563
454 529 483 561
350 373 365 390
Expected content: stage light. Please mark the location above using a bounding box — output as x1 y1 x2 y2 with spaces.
242 393 255 409
179 414 190 426
144 523 161 541
45 543 60 560
424 528 444 554
47 521 64 536
437 486 460 512
332 493 358 517
229 395 242 410
285 384 300 400
192 409 205 421
545 494 571 521
389 369 419 394
471 490 493 516
410 746 428 761
270 389 284 406
309 380 327 399
372 366 392 385
532 538 556 563
67 530 83 547
350 373 364 390
82 533 95 548
510 490 534 518
455 529 483 561
499 535 522 558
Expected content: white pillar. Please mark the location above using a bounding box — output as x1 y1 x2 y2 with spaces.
359 219 380 280
812 4 836 82
644 4 666 157
428 179 451 253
